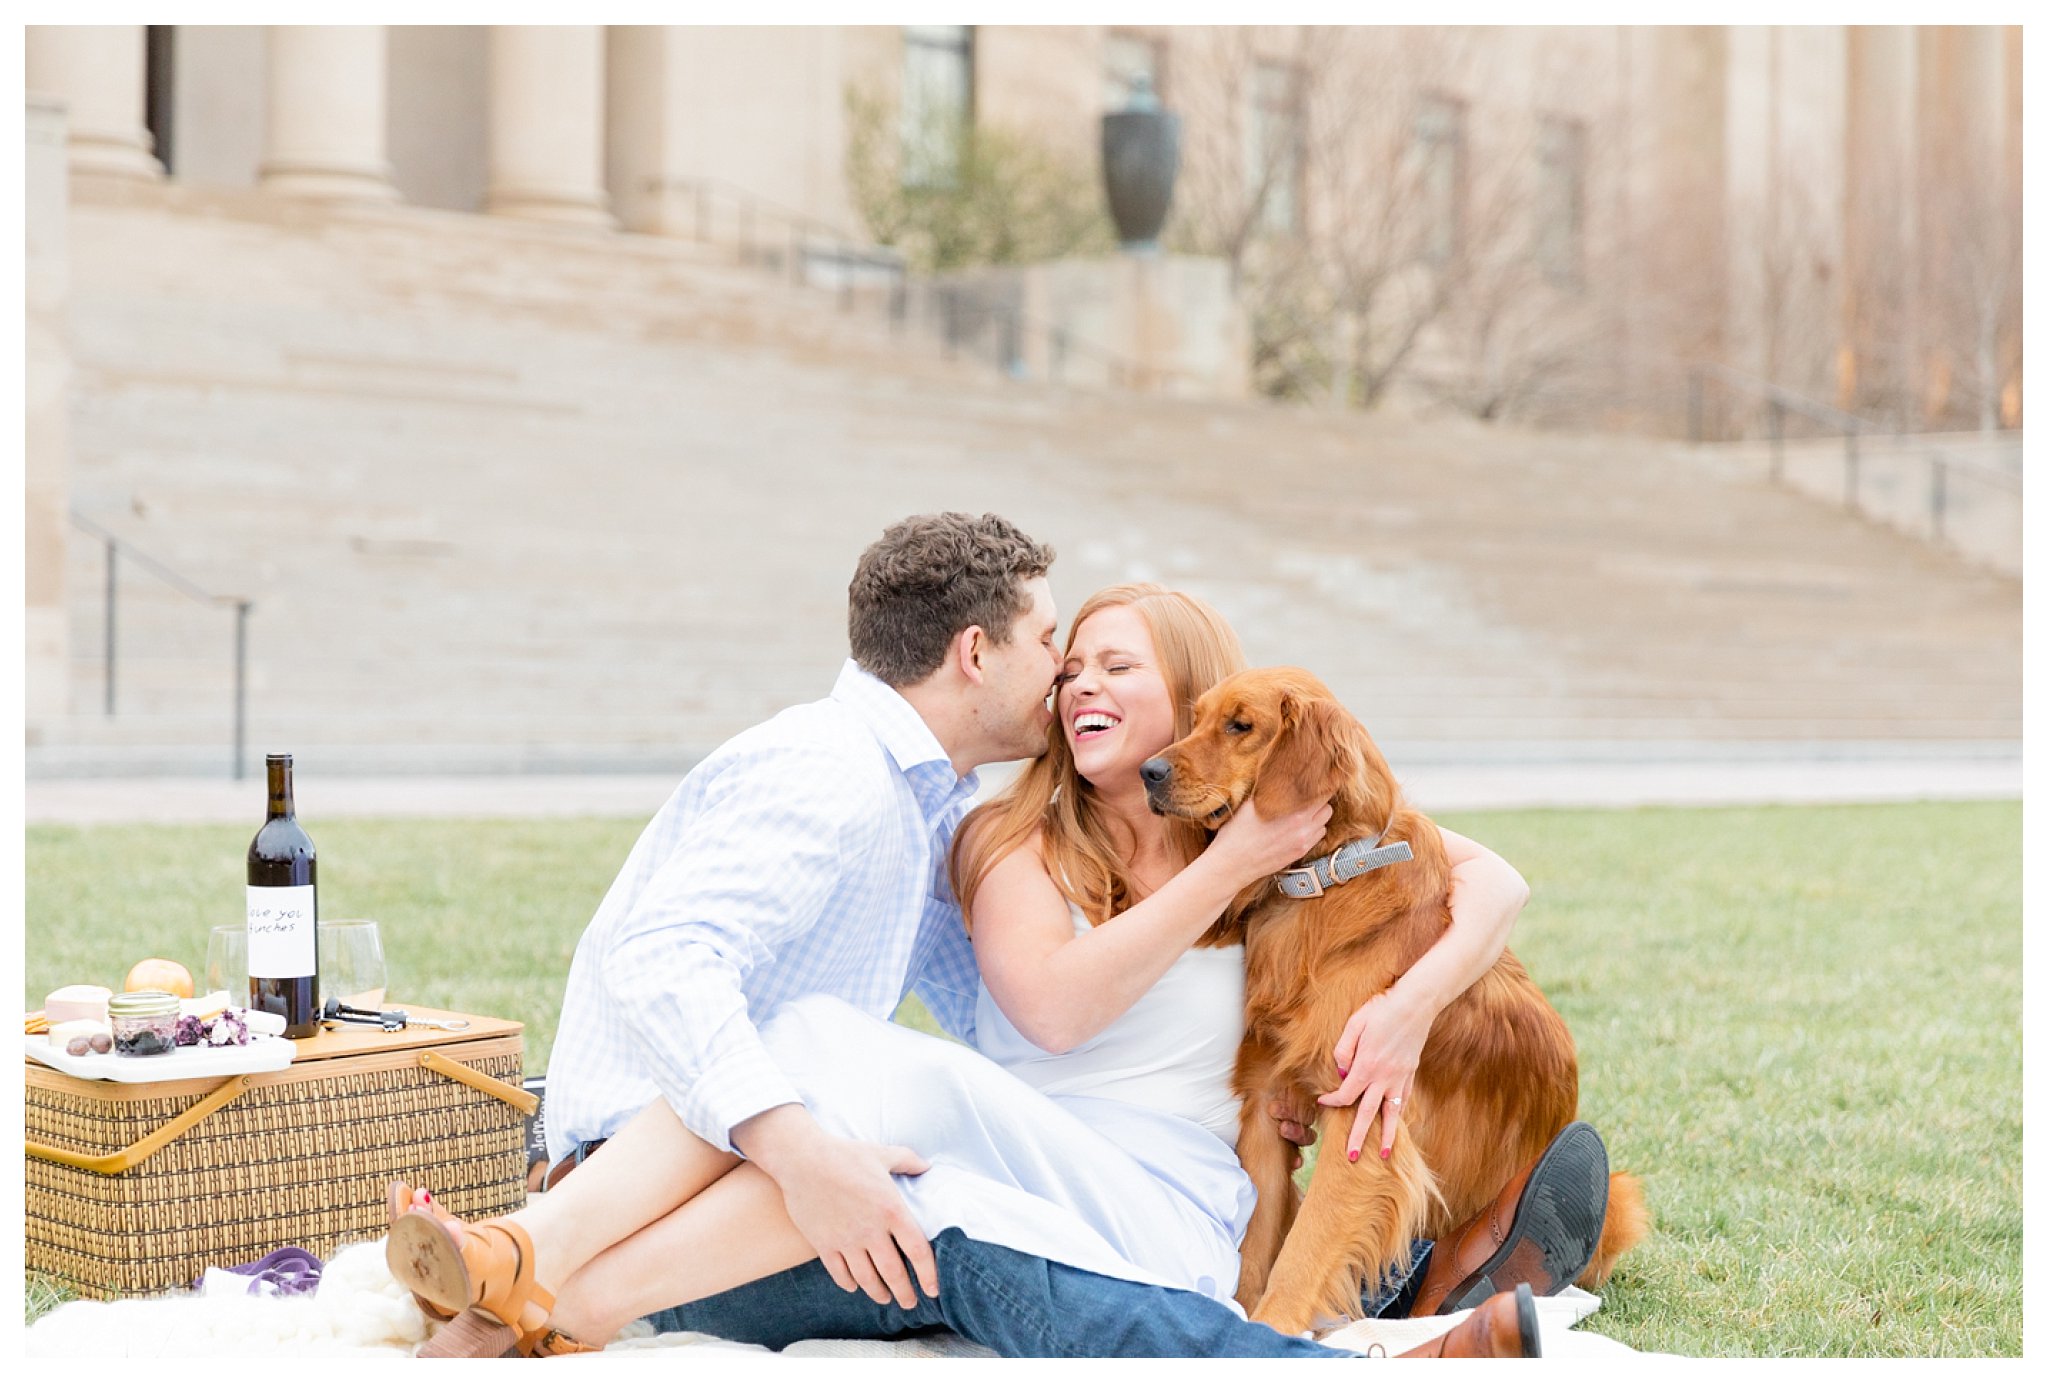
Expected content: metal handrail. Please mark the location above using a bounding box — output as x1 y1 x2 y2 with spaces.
650 174 1197 393
70 510 253 779
1686 364 2021 550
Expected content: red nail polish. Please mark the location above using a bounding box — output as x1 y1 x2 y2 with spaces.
1348 1149 1358 1162
1337 1067 1349 1079
1380 1148 1390 1160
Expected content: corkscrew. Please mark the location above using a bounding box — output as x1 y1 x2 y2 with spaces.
321 998 472 1033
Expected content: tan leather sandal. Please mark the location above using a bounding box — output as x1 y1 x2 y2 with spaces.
387 1209 594 1356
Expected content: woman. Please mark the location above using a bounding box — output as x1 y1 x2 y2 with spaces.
391 583 1537 1355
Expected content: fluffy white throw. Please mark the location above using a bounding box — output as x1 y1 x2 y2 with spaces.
26 1239 1648 1358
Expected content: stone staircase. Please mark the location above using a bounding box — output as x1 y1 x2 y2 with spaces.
31 179 2022 776
1692 431 2021 577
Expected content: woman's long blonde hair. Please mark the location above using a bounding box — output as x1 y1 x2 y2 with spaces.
950 582 1248 930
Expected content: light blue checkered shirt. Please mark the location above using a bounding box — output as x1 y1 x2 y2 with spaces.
544 660 984 1162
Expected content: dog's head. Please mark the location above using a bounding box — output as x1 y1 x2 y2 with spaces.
1142 667 1395 843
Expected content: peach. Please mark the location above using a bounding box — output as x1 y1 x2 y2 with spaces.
123 957 195 1000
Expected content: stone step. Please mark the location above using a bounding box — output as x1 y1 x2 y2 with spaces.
34 183 2020 774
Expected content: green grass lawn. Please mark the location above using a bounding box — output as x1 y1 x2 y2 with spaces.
23 801 2020 1354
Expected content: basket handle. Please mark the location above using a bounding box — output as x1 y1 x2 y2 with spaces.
25 1074 252 1175
24 1054 534 1177
419 1050 539 1115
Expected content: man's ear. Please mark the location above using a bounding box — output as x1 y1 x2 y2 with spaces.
954 625 988 685
1252 695 1355 818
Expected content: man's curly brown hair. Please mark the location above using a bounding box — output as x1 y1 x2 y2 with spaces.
848 513 1056 687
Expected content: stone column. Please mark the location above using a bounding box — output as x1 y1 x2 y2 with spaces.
27 97 73 726
24 25 162 179
259 25 398 201
486 26 613 226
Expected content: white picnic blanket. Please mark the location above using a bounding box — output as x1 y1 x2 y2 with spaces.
24 1239 1656 1358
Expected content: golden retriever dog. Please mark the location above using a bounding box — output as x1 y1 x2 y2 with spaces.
1144 666 1648 1333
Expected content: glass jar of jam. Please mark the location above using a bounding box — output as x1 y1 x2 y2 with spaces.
109 990 180 1057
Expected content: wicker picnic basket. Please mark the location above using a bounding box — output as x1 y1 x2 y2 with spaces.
24 1007 534 1300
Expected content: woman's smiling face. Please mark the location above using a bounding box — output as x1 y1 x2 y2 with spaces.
1056 605 1177 787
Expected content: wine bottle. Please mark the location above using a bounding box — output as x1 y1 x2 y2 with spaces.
247 752 319 1038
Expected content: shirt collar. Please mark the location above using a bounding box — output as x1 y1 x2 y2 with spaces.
832 660 978 818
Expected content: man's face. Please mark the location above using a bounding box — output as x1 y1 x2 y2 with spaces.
979 576 1061 762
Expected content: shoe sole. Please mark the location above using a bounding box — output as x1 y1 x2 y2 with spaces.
387 1211 478 1317
1516 1283 1542 1358
1439 1120 1609 1315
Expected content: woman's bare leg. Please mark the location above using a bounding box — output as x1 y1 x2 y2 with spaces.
472 1098 741 1288
543 1161 815 1345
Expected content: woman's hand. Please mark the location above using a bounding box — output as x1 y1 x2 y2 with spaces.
1316 986 1433 1162
1205 796 1333 887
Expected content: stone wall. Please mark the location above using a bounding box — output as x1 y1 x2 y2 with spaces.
923 254 1248 399
25 98 71 726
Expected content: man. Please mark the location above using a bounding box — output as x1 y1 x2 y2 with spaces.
424 512 1587 1358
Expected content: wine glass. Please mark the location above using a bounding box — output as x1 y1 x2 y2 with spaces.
205 924 248 1000
319 919 387 1010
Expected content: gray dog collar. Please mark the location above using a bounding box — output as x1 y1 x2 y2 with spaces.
1275 829 1414 899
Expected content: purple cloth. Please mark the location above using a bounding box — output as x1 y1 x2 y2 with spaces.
208 1245 325 1297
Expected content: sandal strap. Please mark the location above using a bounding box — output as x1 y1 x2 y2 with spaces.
524 1326 601 1356
468 1220 556 1340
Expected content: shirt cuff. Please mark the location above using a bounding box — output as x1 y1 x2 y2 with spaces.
666 1033 808 1156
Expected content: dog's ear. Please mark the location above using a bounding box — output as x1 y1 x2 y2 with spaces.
1253 693 1358 818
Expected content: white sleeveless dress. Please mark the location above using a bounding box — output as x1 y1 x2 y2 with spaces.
756 901 1255 1306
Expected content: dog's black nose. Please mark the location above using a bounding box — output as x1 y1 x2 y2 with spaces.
1140 757 1173 787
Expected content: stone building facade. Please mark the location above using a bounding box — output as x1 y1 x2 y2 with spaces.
20 24 2023 769
25 23 2023 431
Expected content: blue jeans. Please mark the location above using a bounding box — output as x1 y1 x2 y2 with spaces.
647 1229 1362 1358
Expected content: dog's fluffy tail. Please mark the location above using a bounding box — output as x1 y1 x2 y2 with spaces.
1576 1171 1649 1288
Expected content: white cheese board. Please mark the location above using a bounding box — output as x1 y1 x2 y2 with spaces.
24 1033 296 1082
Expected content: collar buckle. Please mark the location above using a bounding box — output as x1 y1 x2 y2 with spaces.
1277 864 1326 899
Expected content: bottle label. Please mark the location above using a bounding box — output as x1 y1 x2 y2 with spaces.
247 884 317 978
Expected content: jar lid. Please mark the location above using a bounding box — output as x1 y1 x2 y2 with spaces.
109 989 180 1018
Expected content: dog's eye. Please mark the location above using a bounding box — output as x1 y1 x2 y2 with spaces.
1225 719 1253 735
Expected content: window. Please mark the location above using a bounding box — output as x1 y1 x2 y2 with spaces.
1245 62 1304 235
1104 32 1165 108
1536 117 1586 287
901 25 974 188
1412 94 1467 266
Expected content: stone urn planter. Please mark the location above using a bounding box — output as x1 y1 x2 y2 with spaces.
1101 75 1180 253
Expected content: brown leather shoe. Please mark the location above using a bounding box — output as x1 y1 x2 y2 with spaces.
1395 1284 1540 1357
1408 1121 1609 1318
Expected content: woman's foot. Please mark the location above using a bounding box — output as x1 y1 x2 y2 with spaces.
1395 1284 1541 1358
387 1204 593 1355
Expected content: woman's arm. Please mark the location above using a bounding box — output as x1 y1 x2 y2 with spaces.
1310 826 1530 1160
973 800 1330 1055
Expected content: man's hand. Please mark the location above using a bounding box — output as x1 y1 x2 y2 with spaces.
733 1105 938 1308
1267 1093 1318 1173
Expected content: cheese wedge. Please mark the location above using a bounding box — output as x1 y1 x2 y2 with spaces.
242 1010 288 1038
45 985 112 1026
181 990 233 1023
49 1018 113 1049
